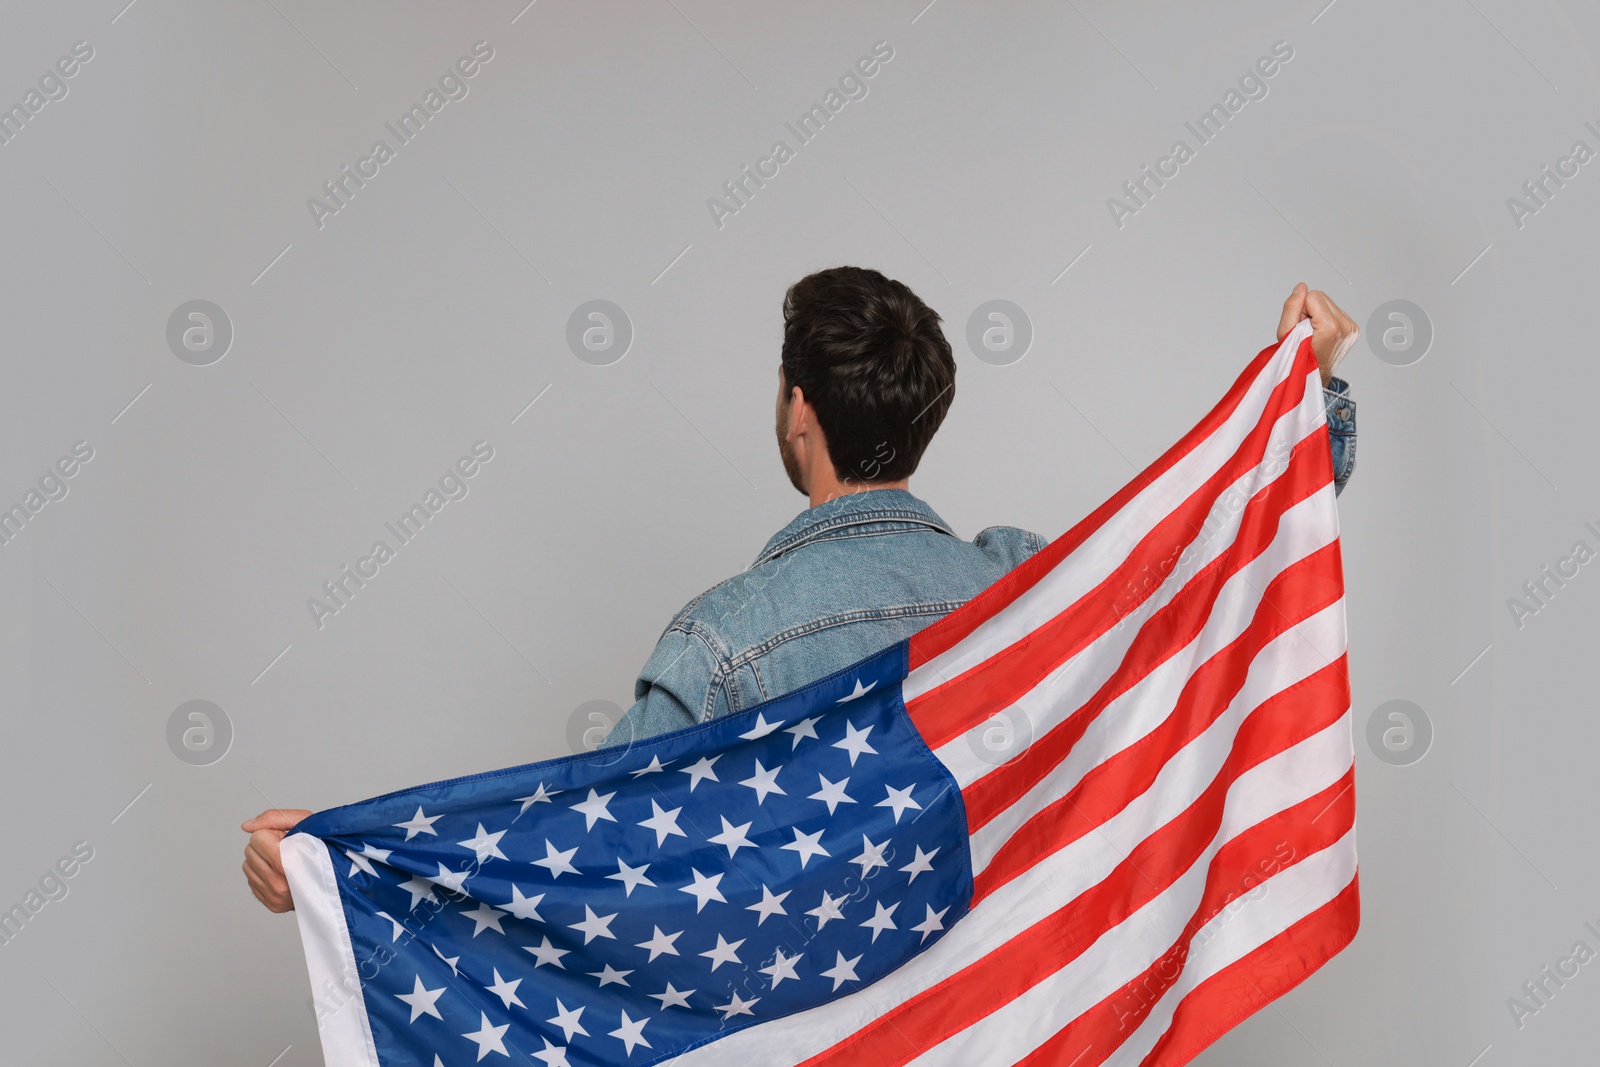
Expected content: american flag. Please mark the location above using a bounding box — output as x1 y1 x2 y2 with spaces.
282 317 1357 1067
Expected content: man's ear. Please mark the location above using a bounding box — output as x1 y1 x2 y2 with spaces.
786 386 807 439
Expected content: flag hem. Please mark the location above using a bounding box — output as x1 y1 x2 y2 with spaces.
283 832 382 1067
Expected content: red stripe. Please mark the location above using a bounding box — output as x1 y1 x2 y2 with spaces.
1012 772 1357 1067
908 334 1316 674
1131 875 1360 1067
908 364 1324 751
797 683 1351 1067
974 641 1348 907
967 536 1344 882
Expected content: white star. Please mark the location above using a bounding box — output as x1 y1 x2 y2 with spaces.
913 903 951 943
635 925 683 962
860 900 900 943
570 788 618 831
784 715 822 749
680 754 721 792
395 975 445 1022
628 755 671 778
807 889 846 929
433 944 461 976
457 824 508 863
460 902 507 937
484 968 524 1009
678 868 727 912
588 963 633 987
746 885 790 925
513 783 560 812
648 982 695 1010
523 935 569 969
900 845 939 884
837 678 877 702
876 784 922 824
833 720 879 765
345 844 392 878
809 774 857 815
609 1011 652 1056
638 800 688 847
781 827 830 869
532 840 580 879
759 948 803 988
375 911 406 941
713 991 760 1019
393 806 442 841
739 712 782 739
738 760 787 805
568 905 618 944
530 1038 571 1067
607 858 656 897
501 885 545 921
699 933 745 971
461 1011 510 1061
399 875 438 910
850 835 891 877
547 999 588 1041
707 816 757 857
428 863 471 895
819 950 863 991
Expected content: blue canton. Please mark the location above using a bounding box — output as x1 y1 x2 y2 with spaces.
293 641 974 1067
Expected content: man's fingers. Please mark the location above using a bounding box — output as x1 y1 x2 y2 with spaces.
1277 282 1308 340
241 807 311 833
244 843 286 890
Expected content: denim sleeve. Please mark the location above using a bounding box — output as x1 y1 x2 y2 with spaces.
1323 376 1356 497
602 625 727 749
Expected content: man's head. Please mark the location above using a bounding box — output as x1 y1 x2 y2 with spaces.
776 266 956 498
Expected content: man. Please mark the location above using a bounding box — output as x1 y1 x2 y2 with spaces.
241 268 1358 912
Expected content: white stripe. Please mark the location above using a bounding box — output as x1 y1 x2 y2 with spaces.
282 833 381 1067
666 695 1352 1067
936 476 1336 795
964 496 1341 872
904 319 1317 704
1100 829 1358 1067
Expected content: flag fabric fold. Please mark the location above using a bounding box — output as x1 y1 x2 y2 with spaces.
283 317 1357 1067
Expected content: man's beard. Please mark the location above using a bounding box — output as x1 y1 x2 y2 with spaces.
776 402 806 495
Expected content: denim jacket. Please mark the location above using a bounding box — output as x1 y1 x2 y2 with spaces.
606 379 1355 745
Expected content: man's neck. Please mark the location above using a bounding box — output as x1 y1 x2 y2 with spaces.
808 477 910 510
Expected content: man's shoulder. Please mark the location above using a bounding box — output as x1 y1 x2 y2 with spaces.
972 524 1049 569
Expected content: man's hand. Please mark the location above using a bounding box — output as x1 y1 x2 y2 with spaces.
241 808 312 913
1278 283 1359 387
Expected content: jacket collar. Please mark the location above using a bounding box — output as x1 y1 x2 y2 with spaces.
752 488 955 567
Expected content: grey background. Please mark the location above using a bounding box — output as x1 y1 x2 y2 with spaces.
1 1 1595 1064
